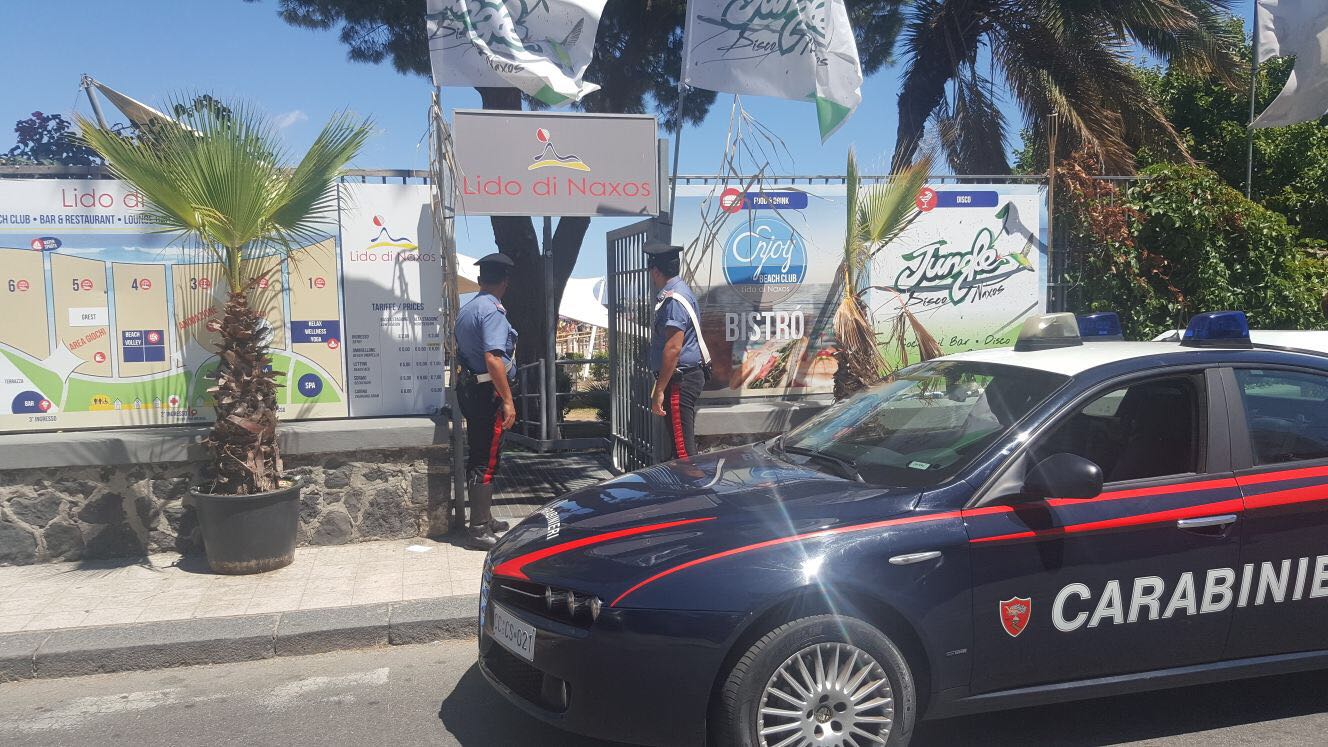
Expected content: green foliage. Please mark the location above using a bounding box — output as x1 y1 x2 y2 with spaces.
834 150 933 399
4 111 102 166
78 99 371 292
1070 163 1327 337
893 0 1241 173
565 388 610 423
555 365 573 402
1138 19 1328 242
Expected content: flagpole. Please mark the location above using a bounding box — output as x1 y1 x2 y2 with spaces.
436 80 468 537
80 74 109 129
668 83 690 224
1246 9 1260 200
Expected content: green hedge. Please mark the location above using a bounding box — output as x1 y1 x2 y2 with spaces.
1071 163 1327 338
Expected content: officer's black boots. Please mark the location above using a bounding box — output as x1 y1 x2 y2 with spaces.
466 524 499 550
489 517 510 532
465 481 500 550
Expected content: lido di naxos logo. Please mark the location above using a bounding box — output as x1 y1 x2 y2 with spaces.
366 215 418 252
529 128 589 171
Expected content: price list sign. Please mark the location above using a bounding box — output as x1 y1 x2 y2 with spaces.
339 183 445 417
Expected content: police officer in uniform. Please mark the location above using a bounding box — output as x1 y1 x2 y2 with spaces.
455 253 517 550
646 243 706 460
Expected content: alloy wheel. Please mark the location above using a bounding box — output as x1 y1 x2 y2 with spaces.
756 641 895 747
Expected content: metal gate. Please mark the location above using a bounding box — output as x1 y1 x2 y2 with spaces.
606 218 670 472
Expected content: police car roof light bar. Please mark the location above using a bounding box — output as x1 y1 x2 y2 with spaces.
1181 310 1252 349
1077 312 1125 341
1014 313 1084 352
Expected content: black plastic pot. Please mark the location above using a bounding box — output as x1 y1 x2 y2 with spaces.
190 478 302 575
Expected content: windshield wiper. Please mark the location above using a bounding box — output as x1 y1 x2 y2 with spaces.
780 444 864 483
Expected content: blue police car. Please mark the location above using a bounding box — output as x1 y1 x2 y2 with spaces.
479 311 1328 747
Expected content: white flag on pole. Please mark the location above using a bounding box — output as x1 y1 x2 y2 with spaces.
426 0 607 106
682 0 863 141
1254 0 1328 128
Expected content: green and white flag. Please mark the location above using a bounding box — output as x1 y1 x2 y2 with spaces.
1254 0 1328 128
682 0 863 141
426 0 607 106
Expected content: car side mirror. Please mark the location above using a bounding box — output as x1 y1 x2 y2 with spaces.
1022 453 1103 500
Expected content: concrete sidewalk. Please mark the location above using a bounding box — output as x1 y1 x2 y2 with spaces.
0 538 485 681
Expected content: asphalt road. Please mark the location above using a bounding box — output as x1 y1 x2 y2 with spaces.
2 640 1328 746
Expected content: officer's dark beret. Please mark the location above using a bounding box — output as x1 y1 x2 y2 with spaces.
475 253 515 268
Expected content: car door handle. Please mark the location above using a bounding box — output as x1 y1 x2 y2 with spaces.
889 551 942 566
1176 514 1238 532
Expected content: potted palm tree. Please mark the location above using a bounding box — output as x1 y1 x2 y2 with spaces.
833 150 935 400
79 100 371 574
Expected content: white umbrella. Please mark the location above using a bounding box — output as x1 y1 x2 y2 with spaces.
455 252 481 294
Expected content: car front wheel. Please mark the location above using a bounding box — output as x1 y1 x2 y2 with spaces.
715 614 916 747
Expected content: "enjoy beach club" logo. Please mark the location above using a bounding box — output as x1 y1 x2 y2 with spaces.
722 218 807 303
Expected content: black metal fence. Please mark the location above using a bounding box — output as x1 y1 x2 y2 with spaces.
508 358 609 453
606 217 671 473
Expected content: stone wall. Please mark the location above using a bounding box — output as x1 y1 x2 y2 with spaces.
0 446 452 567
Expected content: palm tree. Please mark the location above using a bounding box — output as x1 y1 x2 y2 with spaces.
834 150 935 399
892 0 1242 173
79 101 371 495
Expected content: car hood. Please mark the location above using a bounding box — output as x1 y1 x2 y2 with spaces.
487 444 923 592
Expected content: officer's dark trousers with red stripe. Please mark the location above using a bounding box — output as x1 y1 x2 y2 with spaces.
662 367 705 460
459 380 502 529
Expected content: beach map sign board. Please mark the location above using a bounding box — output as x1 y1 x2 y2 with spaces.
670 182 1047 400
452 110 660 217
0 179 443 433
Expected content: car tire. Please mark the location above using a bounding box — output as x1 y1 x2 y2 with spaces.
714 614 916 747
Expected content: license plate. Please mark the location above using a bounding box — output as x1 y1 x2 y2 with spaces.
491 604 536 662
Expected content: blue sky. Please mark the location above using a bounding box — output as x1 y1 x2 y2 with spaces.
1 1 1256 278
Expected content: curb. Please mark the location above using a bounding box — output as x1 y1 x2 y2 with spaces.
0 594 479 682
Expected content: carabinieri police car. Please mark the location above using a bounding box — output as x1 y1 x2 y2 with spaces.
479 310 1328 747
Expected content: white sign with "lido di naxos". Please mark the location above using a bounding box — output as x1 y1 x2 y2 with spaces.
451 110 661 217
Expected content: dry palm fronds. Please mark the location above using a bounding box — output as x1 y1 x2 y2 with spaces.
833 291 886 401
883 300 943 369
683 96 797 287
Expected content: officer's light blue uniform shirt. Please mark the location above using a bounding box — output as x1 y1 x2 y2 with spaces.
649 276 703 373
455 292 516 380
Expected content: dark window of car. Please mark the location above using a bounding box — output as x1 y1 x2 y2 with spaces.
1034 375 1205 483
779 361 1068 488
1234 369 1328 466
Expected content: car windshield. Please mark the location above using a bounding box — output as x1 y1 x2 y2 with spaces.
778 360 1069 489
